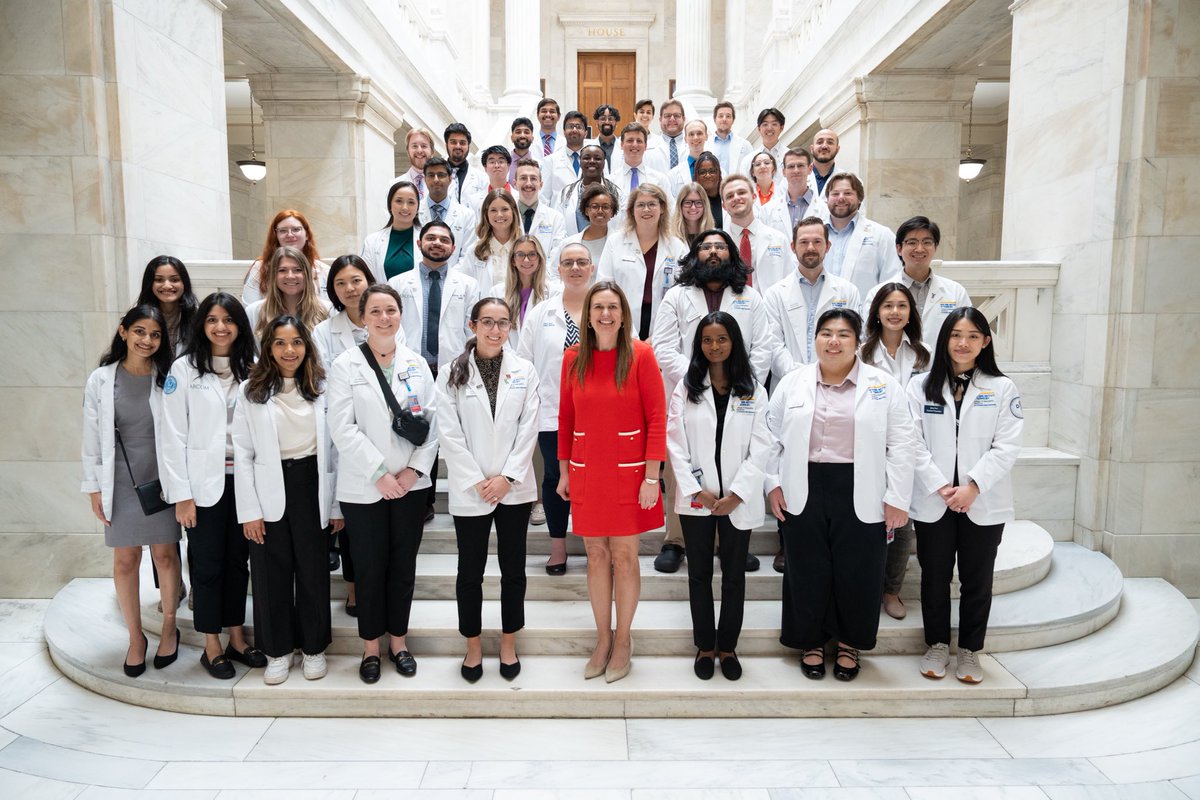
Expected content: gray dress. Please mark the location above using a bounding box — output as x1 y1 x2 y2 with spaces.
107 366 181 548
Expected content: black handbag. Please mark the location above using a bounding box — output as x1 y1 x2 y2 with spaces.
359 344 431 447
114 428 172 516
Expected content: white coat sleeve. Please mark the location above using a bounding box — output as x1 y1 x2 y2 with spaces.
501 367 542 481
549 212 566 255
160 359 194 503
764 381 788 494
230 386 263 524
327 357 388 482
80 371 103 494
596 239 617 283
965 380 1024 494
764 292 794 379
651 291 688 387
749 293 777 386
434 369 487 492
666 383 701 499
906 378 950 497
882 378 917 512
728 390 772 504
322 396 341 521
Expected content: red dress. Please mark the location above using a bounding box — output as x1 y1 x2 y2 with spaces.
558 340 667 536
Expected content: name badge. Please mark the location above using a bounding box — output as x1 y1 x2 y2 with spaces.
924 404 945 415
830 300 847 309
867 383 887 400
973 390 997 408
731 298 751 311
537 223 552 234
939 302 957 312
766 245 784 258
735 398 755 414
407 393 423 415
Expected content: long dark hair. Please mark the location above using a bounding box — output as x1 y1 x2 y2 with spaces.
98 305 173 388
674 228 751 294
245 315 325 403
446 298 511 390
684 312 755 403
186 292 254 381
383 180 419 229
325 254 377 311
572 281 634 390
136 255 198 349
861 282 930 373
923 306 1004 404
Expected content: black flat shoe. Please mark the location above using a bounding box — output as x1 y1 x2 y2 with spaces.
833 646 860 682
545 561 567 576
328 549 340 572
461 660 483 683
499 659 521 680
123 633 148 678
153 629 180 670
800 648 825 680
200 651 236 680
344 600 358 618
653 543 685 573
359 655 381 684
720 652 743 681
225 644 268 669
693 650 715 680
390 649 417 676
745 552 761 572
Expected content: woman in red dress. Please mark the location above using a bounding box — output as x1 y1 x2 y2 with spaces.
558 281 667 683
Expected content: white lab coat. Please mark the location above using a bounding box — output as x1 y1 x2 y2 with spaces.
860 333 926 388
240 259 330 306
765 361 915 524
610 142 670 176
361 226 421 280
825 213 900 298
80 363 170 520
548 231 609 273
595 230 688 336
556 178 625 236
326 344 438 505
487 281 555 352
160 356 238 508
756 192 793 241
311 309 406 372
514 294 577 432
738 143 788 191
417 196 475 266
608 159 669 196
666 379 770 531
762 270 862 376
542 147 585 205
725 218 797 291
862 272 972 351
435 350 541 516
450 165 490 210
711 133 754 177
667 160 700 199
231 384 338 527
906 374 1023 526
651 283 775 394
388 267 481 370
520 202 567 258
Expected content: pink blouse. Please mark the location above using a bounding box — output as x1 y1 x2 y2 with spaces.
808 360 858 463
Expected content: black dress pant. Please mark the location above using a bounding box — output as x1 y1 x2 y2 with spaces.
187 474 250 634
337 526 356 582
680 514 751 652
916 510 1005 652
537 431 569 539
780 463 887 651
340 491 426 641
248 456 332 658
454 502 532 637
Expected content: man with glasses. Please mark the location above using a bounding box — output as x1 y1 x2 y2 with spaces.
513 158 566 259
543 110 591 205
739 108 788 191
656 99 686 174
781 148 826 233
418 156 474 266
555 144 624 236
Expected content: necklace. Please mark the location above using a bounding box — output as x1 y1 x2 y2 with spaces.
370 343 396 359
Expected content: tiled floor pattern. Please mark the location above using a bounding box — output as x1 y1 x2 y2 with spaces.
1 598 1199 799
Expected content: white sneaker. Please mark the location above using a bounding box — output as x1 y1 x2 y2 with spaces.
302 652 328 680
956 648 984 684
920 643 950 679
264 656 290 685
530 502 546 525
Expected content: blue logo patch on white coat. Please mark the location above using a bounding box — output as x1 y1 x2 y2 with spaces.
830 300 848 308
163 376 177 395
731 298 751 311
939 302 957 312
867 383 887 400
735 398 755 413
766 246 784 258
973 390 997 408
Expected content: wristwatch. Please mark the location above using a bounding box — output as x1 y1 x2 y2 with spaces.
412 469 425 479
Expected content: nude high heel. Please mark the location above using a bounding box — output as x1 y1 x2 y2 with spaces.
584 631 614 679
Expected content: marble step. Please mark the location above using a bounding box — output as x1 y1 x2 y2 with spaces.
143 542 1116 656
44 572 1198 718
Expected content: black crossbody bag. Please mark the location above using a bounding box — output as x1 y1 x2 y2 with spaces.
359 344 430 447
114 428 172 516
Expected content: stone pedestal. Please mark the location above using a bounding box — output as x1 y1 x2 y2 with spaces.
1003 0 1200 593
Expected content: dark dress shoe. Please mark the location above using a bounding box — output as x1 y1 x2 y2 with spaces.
693 651 715 680
225 644 268 668
545 560 567 576
834 647 860 682
773 549 786 573
653 543 685 573
359 655 381 684
499 659 521 680
720 652 743 681
800 649 825 680
328 549 340 572
423 507 436 524
461 660 483 683
153 629 180 670
124 633 148 678
344 600 358 618
745 552 761 572
201 651 236 680
390 649 418 676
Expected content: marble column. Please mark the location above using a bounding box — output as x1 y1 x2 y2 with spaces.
249 73 405 258
674 0 716 118
1003 0 1200 593
724 0 746 102
470 0 493 102
499 0 542 108
0 0 231 595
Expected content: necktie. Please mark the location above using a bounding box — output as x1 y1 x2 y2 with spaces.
571 151 580 175
740 228 753 287
431 203 445 222
630 167 639 189
414 173 424 202
543 134 553 156
669 136 678 169
426 270 441 364
523 206 535 234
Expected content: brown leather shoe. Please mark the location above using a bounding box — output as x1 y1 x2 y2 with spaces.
882 593 907 620
772 549 785 573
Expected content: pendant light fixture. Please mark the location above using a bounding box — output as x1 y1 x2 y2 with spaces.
237 82 267 183
959 97 986 182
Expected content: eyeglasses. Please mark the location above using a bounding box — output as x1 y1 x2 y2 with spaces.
697 242 729 252
275 226 304 236
633 201 659 211
681 200 705 208
586 203 614 212
695 168 720 177
560 258 592 268
477 318 512 331
513 251 540 261
661 113 684 120
902 238 937 249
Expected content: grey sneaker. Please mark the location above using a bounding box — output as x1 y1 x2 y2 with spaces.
530 502 546 525
956 648 984 683
920 643 950 679
264 656 290 685
302 652 328 680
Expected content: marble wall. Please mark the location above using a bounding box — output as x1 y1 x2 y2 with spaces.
1003 0 1200 593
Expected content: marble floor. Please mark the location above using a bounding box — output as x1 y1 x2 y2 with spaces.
1 598 1199 799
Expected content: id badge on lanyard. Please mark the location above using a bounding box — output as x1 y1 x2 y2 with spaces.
403 378 423 416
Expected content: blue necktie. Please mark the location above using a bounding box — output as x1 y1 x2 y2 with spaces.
431 203 445 222
426 270 441 365
630 167 639 189
572 151 580 175
669 137 678 169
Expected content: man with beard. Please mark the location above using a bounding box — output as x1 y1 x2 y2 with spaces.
397 128 436 203
514 158 566 258
823 172 898 297
651 229 776 574
657 98 687 172
591 104 620 168
418 156 474 267
444 122 489 208
508 117 535 185
542 110 590 204
738 108 787 190
555 144 623 235
761 216 861 572
809 128 840 196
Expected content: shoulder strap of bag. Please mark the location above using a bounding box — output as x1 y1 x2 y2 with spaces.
114 428 141 486
359 343 405 420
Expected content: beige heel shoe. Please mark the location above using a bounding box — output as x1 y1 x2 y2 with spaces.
605 636 633 683
584 631 614 679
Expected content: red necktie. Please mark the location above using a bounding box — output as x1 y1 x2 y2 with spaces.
740 228 753 286
543 134 553 156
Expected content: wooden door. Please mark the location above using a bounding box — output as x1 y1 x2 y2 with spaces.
577 52 636 128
